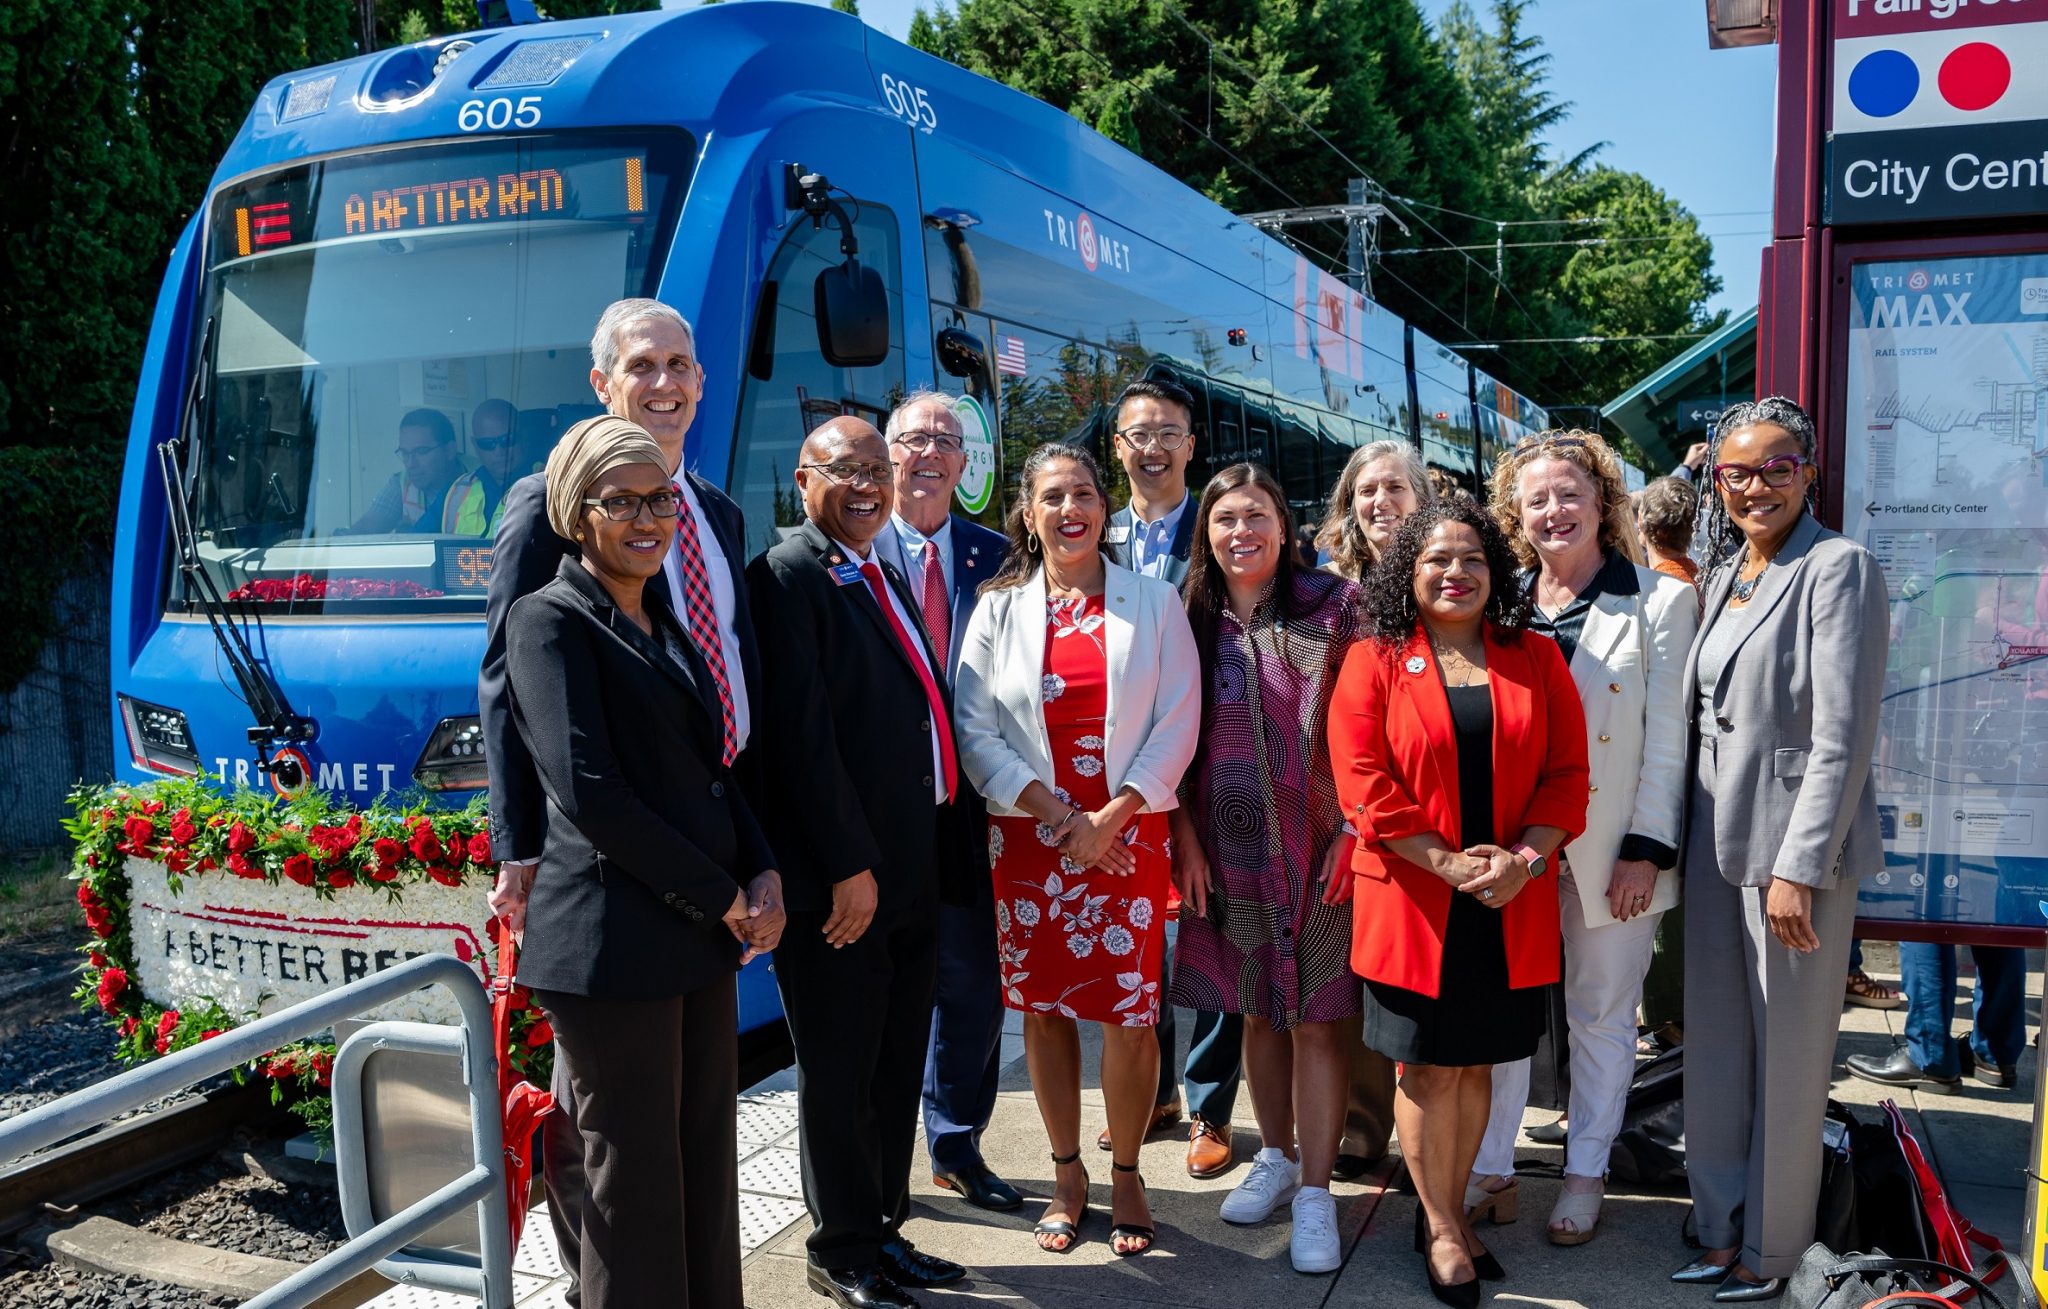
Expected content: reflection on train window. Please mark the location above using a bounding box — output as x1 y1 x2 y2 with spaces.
728 202 907 557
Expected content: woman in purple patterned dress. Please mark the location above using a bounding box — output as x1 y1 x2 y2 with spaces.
1167 463 1364 1275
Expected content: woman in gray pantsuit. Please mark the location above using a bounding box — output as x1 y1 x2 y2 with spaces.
1670 397 1889 1302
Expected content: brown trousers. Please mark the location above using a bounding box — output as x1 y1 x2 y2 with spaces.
1339 1013 1397 1160
537 974 740 1309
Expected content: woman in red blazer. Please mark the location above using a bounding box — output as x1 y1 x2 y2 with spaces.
1328 500 1589 1306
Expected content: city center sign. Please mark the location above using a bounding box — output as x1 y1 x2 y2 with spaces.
1825 0 2048 222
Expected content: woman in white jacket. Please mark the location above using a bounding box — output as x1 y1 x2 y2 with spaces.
1468 430 1699 1245
954 442 1200 1259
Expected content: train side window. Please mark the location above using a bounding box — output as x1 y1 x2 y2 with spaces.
728 201 906 558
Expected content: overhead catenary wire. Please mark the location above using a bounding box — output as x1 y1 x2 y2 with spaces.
1384 230 1769 255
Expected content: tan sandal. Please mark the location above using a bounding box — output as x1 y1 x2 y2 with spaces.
1547 1185 1603 1246
1463 1176 1519 1224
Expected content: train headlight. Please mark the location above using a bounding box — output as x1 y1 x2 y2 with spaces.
118 695 201 777
412 716 489 792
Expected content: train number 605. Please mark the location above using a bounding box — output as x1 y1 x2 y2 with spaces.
879 74 937 132
458 96 543 132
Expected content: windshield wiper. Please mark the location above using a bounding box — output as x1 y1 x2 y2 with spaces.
159 314 317 787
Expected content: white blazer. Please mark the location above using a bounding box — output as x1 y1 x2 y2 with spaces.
954 560 1200 816
1559 563 1700 929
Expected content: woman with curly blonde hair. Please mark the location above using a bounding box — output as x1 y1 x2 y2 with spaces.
1468 430 1698 1248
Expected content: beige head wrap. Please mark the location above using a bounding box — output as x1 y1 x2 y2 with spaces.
544 416 670 541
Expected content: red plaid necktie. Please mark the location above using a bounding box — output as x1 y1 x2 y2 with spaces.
918 540 952 668
671 493 738 767
860 562 958 803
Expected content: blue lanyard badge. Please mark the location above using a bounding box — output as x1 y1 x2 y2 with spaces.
830 561 866 587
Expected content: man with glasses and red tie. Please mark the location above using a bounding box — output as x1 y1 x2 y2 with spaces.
1102 376 1247 1182
747 417 978 1309
480 298 783 1309
870 392 1017 1216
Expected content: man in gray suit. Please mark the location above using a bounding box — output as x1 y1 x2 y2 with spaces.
1100 376 1243 1180
1674 399 1890 1299
871 392 1018 1213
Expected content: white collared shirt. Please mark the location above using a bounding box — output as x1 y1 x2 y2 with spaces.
833 536 947 803
1125 492 1191 579
665 478 750 754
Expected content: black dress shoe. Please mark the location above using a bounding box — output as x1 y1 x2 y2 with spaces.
879 1239 966 1288
932 1162 1024 1211
1330 1152 1377 1182
1845 1045 1961 1094
806 1263 920 1309
1960 1045 2017 1089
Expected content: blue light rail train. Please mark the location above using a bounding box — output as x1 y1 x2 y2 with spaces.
109 1 1546 1034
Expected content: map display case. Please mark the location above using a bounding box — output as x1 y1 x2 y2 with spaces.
1839 246 2048 931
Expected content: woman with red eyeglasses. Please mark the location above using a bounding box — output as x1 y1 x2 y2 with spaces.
1669 397 1890 1303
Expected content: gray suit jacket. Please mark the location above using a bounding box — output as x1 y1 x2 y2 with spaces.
1683 512 1890 890
1107 500 1195 586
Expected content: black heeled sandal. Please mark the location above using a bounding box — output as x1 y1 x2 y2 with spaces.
1413 1204 1503 1281
1109 1160 1155 1257
1034 1150 1087 1254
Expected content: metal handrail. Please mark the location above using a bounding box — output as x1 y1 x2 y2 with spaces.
0 953 513 1309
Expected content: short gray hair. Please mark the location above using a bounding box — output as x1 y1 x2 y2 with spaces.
590 298 696 378
885 388 962 441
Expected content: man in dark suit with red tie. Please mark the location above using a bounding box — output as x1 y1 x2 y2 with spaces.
746 418 975 1309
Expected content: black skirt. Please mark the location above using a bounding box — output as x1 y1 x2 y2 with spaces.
1362 682 1546 1068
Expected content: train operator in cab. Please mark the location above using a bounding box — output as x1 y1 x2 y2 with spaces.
349 407 462 534
444 398 532 537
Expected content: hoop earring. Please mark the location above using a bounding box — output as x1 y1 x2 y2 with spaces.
1026 533 1040 554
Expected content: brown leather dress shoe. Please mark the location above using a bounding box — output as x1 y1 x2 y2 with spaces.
1185 1116 1234 1178
1096 1098 1182 1151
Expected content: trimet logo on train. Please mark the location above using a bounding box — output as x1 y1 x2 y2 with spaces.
1044 208 1132 273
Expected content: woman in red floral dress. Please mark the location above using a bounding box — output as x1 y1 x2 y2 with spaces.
957 444 1200 1258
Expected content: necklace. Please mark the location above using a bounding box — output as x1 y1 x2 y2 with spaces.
1429 636 1484 687
1730 554 1768 603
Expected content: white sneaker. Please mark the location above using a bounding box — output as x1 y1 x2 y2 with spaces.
1219 1146 1300 1224
1290 1186 1342 1273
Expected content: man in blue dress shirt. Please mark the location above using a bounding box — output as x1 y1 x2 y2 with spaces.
1102 376 1243 1180
872 391 1020 1213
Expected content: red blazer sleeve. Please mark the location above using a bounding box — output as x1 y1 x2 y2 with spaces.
1330 640 1443 847
1521 633 1592 842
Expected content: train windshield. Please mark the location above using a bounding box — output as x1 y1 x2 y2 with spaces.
177 131 691 614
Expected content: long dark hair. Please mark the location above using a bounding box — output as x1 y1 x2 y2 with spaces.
981 442 1117 593
1359 500 1532 646
1182 462 1305 659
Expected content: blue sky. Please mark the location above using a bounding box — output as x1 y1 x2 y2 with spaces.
662 0 1779 319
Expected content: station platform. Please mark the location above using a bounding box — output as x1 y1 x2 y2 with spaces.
363 948 2036 1308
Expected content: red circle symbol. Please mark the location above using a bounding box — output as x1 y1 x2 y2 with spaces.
1938 42 2010 112
1077 212 1099 272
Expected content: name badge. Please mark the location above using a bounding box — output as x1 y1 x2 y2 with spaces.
1106 524 1130 545
830 561 866 587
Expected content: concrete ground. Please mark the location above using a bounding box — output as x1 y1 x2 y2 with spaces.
741 942 2041 1308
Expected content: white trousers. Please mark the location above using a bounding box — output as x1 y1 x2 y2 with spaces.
1474 871 1661 1180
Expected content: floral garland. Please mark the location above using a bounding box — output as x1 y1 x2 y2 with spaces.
225 575 444 602
67 779 551 1132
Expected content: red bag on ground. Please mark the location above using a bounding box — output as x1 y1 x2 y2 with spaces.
491 917 554 1248
1880 1100 2008 1294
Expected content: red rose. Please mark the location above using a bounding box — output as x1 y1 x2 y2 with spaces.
95 968 128 1013
226 821 256 854
89 951 107 969
199 1029 222 1041
325 868 354 889
155 1010 180 1055
310 1052 333 1087
408 825 444 864
139 799 165 816
164 851 189 875
445 832 467 863
77 882 101 911
120 1016 139 1037
429 866 462 888
282 854 314 887
228 853 261 880
85 906 114 938
208 814 228 828
467 829 492 865
525 1019 553 1047
121 815 155 852
169 810 196 846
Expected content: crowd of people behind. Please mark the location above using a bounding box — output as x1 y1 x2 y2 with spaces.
481 297 1913 1309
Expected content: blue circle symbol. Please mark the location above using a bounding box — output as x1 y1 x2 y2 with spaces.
1849 48 1920 118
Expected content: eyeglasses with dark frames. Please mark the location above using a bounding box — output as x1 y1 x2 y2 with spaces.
801 461 898 486
582 490 683 522
1712 455 1812 492
890 430 966 454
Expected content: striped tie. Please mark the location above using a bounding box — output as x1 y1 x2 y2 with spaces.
919 540 952 671
671 494 738 767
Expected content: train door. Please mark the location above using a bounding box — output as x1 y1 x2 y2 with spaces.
726 113 922 559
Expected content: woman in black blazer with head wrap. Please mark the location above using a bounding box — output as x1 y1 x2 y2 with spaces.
505 415 784 1309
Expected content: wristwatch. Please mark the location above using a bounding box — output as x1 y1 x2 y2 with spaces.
1511 843 1548 879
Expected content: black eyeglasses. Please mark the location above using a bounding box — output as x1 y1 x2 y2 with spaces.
473 435 516 452
801 461 897 486
1713 455 1812 492
582 490 682 522
891 430 965 454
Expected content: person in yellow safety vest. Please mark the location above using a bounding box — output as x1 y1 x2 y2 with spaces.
443 398 537 536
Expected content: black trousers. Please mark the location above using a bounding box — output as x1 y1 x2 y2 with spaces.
541 1032 585 1307
536 974 740 1309
776 888 941 1269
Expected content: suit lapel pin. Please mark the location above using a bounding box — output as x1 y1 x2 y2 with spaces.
1405 655 1426 675
828 554 842 565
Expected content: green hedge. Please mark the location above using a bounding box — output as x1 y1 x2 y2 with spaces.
0 445 120 694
